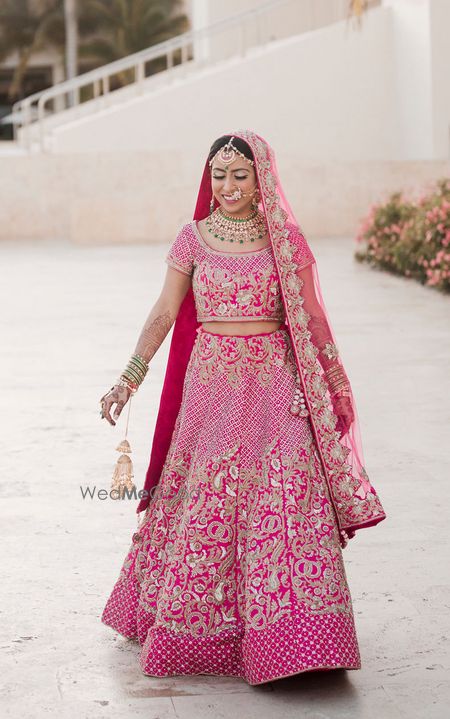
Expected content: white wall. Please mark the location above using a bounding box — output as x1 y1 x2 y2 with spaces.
384 0 450 160
384 0 433 159
0 152 447 243
429 0 450 159
4 0 448 166
50 7 402 163
46 1 450 163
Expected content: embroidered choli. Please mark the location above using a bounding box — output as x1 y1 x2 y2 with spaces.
165 221 312 323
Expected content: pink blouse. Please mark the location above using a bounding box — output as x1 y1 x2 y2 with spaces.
165 221 314 323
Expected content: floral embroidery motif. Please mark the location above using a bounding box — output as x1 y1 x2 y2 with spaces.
192 254 285 323
166 222 286 323
191 325 297 389
128 437 353 637
322 342 340 360
113 328 354 638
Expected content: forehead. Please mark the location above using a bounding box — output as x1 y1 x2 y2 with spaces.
211 157 253 171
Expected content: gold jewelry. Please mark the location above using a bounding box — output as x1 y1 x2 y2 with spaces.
251 189 260 210
289 369 309 418
325 365 351 395
235 185 260 207
119 353 149 393
208 136 254 168
110 395 136 499
205 206 267 246
209 196 215 215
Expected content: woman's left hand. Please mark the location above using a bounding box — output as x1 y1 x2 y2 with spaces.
339 527 356 549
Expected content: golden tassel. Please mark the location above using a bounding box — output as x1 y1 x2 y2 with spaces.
110 394 136 499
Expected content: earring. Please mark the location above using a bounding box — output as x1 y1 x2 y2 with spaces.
252 189 260 210
209 196 215 215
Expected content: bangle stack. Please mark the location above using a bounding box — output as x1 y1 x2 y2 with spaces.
324 365 351 396
117 354 149 394
335 389 352 398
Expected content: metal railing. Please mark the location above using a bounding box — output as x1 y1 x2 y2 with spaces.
10 0 381 152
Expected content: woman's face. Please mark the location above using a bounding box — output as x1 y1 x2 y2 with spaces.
210 156 258 217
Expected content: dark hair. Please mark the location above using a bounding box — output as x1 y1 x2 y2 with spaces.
208 135 255 166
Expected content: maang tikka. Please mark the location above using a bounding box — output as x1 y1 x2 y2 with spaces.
208 136 255 168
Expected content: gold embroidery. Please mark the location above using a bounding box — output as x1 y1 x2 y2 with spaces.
128 436 353 636
322 342 340 360
191 328 298 390
192 255 285 323
231 129 386 532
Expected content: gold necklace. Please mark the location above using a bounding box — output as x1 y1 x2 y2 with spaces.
205 207 268 246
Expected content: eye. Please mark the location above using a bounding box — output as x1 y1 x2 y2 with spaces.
212 173 248 181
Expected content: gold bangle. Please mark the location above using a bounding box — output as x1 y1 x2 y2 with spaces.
130 354 149 372
122 367 143 385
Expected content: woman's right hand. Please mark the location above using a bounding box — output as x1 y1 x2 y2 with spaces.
99 384 132 426
331 394 355 438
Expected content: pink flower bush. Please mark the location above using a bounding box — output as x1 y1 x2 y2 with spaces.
355 178 450 293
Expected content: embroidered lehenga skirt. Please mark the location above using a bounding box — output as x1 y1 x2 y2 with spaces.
101 326 362 685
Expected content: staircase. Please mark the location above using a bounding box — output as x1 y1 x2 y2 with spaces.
10 0 381 153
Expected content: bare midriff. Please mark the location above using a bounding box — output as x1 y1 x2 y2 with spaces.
201 320 282 336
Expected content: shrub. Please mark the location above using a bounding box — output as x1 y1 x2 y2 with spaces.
355 177 450 293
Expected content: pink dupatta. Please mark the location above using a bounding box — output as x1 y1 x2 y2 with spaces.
136 130 386 541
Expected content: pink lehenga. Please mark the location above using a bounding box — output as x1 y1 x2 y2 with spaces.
101 130 386 685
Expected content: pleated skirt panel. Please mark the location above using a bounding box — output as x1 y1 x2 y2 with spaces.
101 326 361 685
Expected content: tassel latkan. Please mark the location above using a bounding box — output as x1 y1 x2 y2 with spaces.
289 370 309 417
110 396 137 499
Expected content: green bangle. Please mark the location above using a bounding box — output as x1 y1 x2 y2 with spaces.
130 354 149 372
126 364 146 381
122 367 143 385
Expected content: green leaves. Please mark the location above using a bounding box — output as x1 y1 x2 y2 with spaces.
355 178 450 293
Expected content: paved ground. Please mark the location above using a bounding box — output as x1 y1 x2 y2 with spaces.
1 235 449 719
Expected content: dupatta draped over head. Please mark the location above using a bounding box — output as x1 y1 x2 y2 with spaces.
137 129 386 541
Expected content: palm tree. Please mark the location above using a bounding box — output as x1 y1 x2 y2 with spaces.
64 0 77 84
0 0 63 100
0 0 190 100
78 0 190 84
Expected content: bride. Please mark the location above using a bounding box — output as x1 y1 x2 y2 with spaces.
99 130 386 685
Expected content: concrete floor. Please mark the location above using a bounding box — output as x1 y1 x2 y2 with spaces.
1 235 449 719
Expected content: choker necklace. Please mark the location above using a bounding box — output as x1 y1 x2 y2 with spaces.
205 207 268 246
